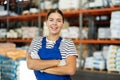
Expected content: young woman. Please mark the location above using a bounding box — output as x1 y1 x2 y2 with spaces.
27 9 78 80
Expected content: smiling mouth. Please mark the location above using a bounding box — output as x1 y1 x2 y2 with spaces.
50 26 58 31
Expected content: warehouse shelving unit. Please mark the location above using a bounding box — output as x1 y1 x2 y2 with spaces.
0 2 120 79
0 7 120 42
73 6 120 80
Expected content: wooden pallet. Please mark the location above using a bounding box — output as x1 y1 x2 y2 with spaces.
97 38 111 40
110 5 120 8
98 38 120 40
107 70 120 74
83 67 104 72
110 38 120 40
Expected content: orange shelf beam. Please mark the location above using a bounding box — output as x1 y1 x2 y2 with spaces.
0 38 120 44
6 38 32 43
73 39 120 44
0 38 6 42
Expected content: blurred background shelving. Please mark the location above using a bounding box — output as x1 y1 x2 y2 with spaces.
0 0 120 80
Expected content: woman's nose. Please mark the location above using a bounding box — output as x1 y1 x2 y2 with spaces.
53 20 57 25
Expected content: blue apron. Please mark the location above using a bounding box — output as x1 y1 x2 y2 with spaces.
34 37 71 80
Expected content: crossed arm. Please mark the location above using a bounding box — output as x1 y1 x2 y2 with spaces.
26 53 77 76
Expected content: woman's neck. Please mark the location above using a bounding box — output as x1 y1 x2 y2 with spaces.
47 35 60 41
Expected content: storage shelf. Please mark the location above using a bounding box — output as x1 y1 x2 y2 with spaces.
73 39 120 44
0 10 79 22
81 7 120 16
0 0 5 2
0 4 120 80
1 38 120 44
0 17 7 22
0 38 6 42
6 38 32 43
1 7 119 22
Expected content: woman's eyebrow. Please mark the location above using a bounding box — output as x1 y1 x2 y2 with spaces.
48 18 62 20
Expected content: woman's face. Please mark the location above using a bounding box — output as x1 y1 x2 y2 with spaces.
46 12 64 35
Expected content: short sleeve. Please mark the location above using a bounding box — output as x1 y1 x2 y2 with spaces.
66 40 78 58
60 39 78 59
27 37 42 54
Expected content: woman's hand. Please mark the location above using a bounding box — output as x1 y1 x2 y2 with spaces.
43 55 77 76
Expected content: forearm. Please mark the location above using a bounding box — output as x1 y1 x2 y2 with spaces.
44 56 77 76
44 65 76 76
27 54 59 70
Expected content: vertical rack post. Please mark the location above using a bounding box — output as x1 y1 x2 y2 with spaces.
38 0 42 36
88 15 95 56
78 12 83 69
78 0 83 70
6 0 9 31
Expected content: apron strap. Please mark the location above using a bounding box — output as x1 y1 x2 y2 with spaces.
54 37 62 49
42 37 46 48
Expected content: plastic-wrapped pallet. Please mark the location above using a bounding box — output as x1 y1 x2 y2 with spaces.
61 26 80 39
111 0 120 6
98 28 111 39
59 0 80 10
1 55 19 80
115 48 120 71
22 26 39 38
84 51 105 69
84 57 94 68
68 27 80 39
107 45 120 71
110 11 120 39
88 0 104 8
0 29 7 38
102 46 109 60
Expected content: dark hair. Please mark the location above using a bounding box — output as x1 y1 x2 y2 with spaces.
46 9 64 23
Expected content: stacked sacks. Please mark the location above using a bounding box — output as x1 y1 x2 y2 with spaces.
22 26 39 38
1 55 19 80
59 0 80 10
84 51 105 70
0 55 2 80
116 48 120 71
107 45 120 71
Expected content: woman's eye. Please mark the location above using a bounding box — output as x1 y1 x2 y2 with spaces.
57 20 62 22
49 19 53 21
